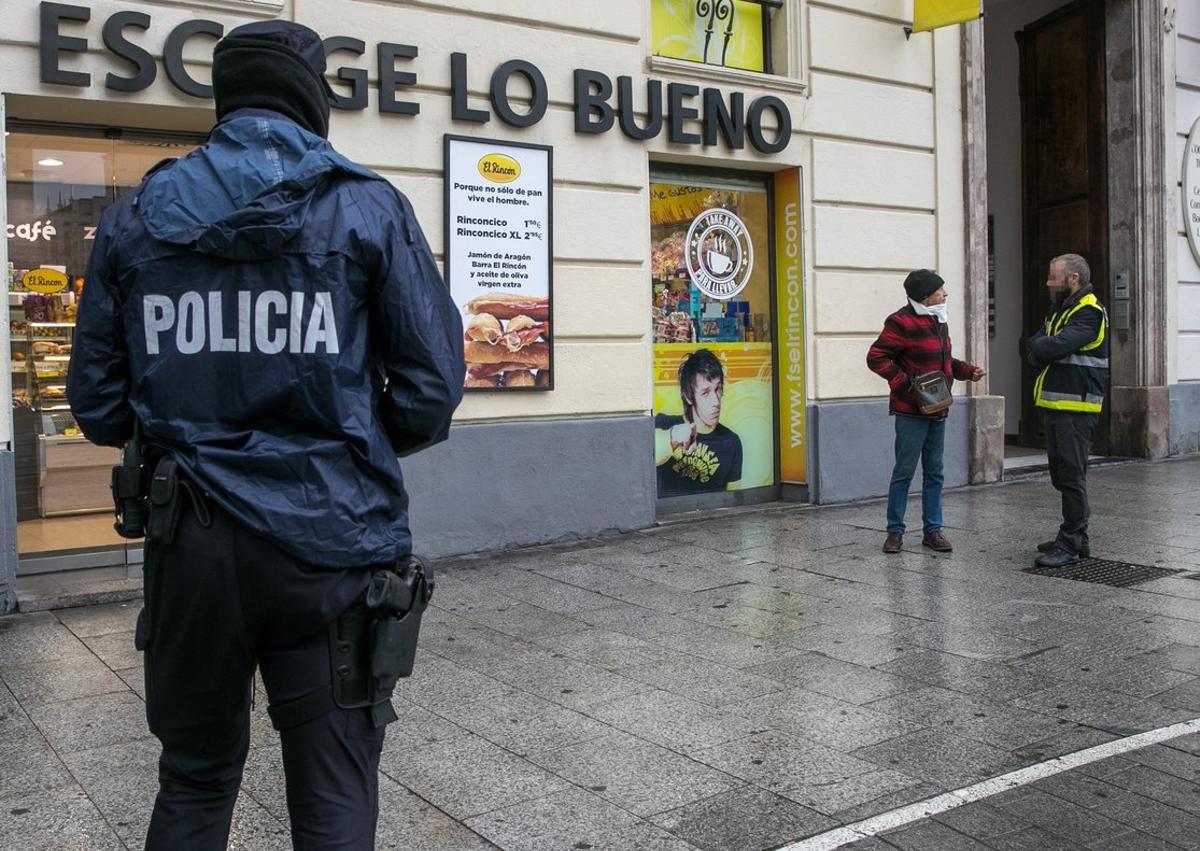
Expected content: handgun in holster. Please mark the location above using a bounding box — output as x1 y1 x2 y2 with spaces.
328 555 435 728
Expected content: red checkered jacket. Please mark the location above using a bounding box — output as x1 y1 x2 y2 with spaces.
866 304 977 419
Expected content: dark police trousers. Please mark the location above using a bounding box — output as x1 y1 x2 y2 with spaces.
137 481 378 850
1044 409 1099 556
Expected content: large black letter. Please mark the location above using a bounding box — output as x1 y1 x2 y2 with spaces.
617 76 662 141
668 83 701 145
747 96 792 154
703 88 744 150
164 19 223 98
451 53 489 123
103 11 155 93
490 60 548 128
574 69 614 134
324 37 366 110
378 43 419 115
40 2 90 87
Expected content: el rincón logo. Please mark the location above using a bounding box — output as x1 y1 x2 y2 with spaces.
478 153 521 183
22 267 69 294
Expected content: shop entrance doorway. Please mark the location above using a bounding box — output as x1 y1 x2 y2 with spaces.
983 0 1111 466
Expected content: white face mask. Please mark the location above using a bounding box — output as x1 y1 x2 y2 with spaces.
910 298 949 324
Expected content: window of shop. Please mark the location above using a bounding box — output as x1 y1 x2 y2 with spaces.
650 0 783 74
650 173 776 500
5 127 197 561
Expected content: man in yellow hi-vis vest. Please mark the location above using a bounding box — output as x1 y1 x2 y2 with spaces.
1026 253 1109 568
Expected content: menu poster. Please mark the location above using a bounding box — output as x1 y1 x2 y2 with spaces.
444 136 553 392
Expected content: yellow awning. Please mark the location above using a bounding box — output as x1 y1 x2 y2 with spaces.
911 0 981 33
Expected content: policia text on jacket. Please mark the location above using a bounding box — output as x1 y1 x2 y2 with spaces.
37 3 793 155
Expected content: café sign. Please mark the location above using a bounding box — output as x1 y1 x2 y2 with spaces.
38 2 792 154
1185 117 1200 266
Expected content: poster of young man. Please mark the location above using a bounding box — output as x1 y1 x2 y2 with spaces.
444 136 553 391
653 344 774 497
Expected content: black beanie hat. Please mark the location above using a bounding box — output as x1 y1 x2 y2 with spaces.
903 269 944 302
212 21 332 138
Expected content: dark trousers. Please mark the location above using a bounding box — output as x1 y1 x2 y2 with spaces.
138 492 377 850
1044 409 1099 556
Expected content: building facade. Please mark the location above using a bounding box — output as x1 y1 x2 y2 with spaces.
0 0 1193 612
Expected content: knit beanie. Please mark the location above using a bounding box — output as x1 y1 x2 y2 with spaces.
212 21 332 138
903 269 944 302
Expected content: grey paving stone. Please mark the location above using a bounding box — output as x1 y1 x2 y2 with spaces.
1014 682 1195 735
1011 724 1119 764
453 599 590 640
526 731 742 817
852 728 1025 788
1134 643 1200 676
576 604 718 641
226 795 292 851
62 736 160 846
482 648 650 710
1125 741 1200 782
378 731 571 821
1088 833 1183 851
684 581 826 616
1151 676 1200 711
374 779 500 850
651 785 837 851
994 789 1162 848
691 729 881 793
80 631 142 671
402 653 522 714
620 654 786 708
0 613 93 666
1 786 125 850
582 690 763 755
1164 733 1200 756
984 826 1094 850
25 690 149 754
115 665 146 699
879 819 992 850
747 652 914 704
676 602 824 638
876 650 1055 702
1102 763 1200 815
54 602 141 638
474 570 620 614
433 690 611 756
650 624 803 669
864 685 1068 750
780 625 916 667
931 800 1033 839
1076 755 1138 780
466 784 697 851
0 733 76 801
831 779 948 824
1033 771 1200 849
532 627 679 671
887 622 1043 662
0 656 128 706
778 767 928 817
722 687 926 752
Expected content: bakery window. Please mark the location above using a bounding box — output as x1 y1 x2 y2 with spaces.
650 172 775 500
5 125 198 557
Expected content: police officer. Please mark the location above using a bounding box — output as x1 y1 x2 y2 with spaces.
66 21 464 850
1027 253 1109 568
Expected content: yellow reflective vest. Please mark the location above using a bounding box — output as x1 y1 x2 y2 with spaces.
1032 292 1109 413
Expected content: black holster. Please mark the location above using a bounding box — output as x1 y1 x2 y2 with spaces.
327 555 434 729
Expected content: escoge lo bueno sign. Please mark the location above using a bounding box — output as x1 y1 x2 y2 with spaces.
38 2 792 155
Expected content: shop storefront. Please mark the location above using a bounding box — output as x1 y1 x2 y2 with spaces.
6 126 198 573
1 0 991 610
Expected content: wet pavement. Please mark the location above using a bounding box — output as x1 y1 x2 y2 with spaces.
2 457 1199 850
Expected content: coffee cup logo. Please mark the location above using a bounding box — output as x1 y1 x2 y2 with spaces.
685 208 753 300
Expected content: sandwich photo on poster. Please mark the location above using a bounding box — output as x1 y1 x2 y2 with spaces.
444 136 553 391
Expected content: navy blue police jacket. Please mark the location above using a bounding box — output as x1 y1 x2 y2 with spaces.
67 109 465 569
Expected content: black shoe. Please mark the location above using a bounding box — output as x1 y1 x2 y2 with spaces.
1035 548 1082 568
1037 540 1089 558
883 532 903 554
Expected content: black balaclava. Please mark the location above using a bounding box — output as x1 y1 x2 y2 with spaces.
212 21 332 138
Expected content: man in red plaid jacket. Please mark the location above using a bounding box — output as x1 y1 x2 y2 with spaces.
867 270 985 554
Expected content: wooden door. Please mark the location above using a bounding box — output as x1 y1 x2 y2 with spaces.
1017 0 1109 450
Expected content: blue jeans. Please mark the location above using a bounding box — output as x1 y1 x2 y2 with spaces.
886 415 945 535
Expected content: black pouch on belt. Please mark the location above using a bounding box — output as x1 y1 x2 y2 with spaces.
146 457 182 545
